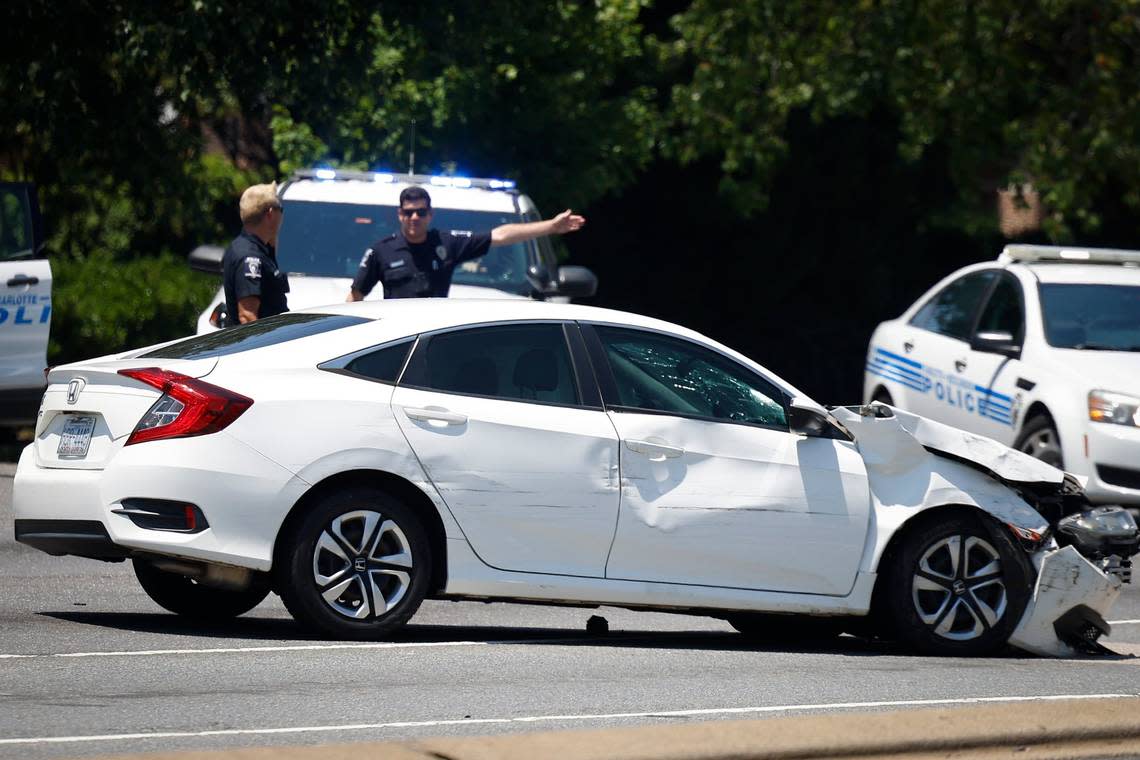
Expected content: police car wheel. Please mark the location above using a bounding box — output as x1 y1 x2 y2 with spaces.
871 388 894 406
277 488 431 639
133 559 270 620
1013 415 1064 469
885 512 1032 656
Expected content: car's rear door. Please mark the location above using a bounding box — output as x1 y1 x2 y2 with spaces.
583 324 871 595
0 182 51 424
390 321 619 577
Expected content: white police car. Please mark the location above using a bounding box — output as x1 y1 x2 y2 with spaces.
864 244 1140 509
0 182 51 426
190 169 597 332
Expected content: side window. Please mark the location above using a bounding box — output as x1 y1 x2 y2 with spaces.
401 323 580 406
343 340 413 383
594 326 787 427
975 275 1024 342
909 271 997 340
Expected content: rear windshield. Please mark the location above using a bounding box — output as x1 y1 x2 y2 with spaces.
141 313 369 360
278 200 533 294
1040 283 1140 351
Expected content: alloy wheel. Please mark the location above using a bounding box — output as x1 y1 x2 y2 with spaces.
911 534 1008 642
311 510 414 620
1017 426 1063 467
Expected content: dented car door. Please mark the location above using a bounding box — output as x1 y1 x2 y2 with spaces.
585 324 872 594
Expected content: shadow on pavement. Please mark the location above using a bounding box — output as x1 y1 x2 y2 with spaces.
37 610 905 656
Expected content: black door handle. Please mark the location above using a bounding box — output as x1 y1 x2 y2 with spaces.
903 340 914 353
954 359 968 372
6 275 39 287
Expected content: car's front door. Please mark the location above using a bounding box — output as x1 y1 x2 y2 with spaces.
0 183 51 424
391 321 619 577
584 324 871 595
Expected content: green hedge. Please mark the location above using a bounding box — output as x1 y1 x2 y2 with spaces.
48 252 220 366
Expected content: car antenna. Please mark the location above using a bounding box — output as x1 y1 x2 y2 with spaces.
408 119 416 175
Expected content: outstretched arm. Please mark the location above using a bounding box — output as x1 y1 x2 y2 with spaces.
490 209 585 248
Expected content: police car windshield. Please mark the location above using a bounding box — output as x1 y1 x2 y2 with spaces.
1040 283 1140 351
278 200 532 295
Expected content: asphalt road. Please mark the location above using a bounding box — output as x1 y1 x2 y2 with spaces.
2 463 1139 759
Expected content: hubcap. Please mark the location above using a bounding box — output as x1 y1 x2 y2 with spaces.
1018 426 1063 468
311 510 413 620
912 534 1007 641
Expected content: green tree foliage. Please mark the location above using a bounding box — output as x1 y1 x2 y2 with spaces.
665 0 1140 238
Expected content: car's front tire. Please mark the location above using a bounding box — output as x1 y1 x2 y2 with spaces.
277 487 431 639
884 513 1033 656
133 559 270 620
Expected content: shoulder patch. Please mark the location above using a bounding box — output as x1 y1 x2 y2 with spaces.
243 256 262 279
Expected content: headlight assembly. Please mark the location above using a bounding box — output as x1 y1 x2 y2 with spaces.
1056 505 1139 562
1088 390 1140 427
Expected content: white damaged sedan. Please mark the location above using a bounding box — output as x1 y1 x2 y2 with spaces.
14 300 1139 656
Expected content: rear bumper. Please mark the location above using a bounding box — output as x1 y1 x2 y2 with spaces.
14 519 127 561
12 435 306 571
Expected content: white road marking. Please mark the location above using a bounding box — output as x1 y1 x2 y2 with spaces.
1108 619 1140 625
0 640 496 660
1 693 1136 746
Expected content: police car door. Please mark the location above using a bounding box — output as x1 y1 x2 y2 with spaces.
948 272 1025 445
901 269 999 426
0 183 51 424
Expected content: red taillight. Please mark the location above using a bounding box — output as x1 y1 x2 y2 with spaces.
118 368 253 445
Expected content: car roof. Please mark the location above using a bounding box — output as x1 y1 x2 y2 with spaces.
282 177 524 214
1017 261 1140 286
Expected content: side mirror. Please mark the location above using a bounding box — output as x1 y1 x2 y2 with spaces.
188 245 225 275
553 265 598 298
788 396 853 440
971 330 1020 359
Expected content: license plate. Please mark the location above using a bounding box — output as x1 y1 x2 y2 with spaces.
57 415 96 458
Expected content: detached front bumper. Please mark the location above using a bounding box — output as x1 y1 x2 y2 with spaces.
1010 545 1124 658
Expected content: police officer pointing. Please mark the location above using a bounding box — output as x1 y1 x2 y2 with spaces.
222 183 289 324
347 186 585 301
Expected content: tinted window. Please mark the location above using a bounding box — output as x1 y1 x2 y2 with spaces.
910 271 996 339
0 184 36 261
402 323 579 405
975 275 1024 341
141 313 368 359
595 326 787 427
1040 284 1140 350
344 340 413 383
278 200 532 295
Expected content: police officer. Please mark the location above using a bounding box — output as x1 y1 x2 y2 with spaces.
222 182 289 324
346 186 585 301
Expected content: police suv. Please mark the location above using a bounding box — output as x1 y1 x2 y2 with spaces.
191 169 597 332
0 183 50 426
864 244 1140 508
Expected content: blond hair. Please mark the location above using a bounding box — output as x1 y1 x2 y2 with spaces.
239 183 279 225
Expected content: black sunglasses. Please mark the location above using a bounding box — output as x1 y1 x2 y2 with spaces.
399 207 431 218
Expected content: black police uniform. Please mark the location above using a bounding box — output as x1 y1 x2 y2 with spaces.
222 230 290 323
352 229 492 299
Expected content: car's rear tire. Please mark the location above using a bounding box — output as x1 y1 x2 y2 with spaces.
133 559 270 620
884 512 1032 656
727 612 845 644
1013 414 1064 469
277 487 431 639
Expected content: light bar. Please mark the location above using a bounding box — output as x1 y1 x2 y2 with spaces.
291 169 519 192
999 245 1140 266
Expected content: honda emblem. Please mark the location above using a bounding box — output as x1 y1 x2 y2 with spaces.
66 378 85 405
